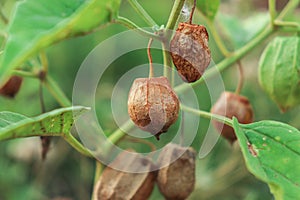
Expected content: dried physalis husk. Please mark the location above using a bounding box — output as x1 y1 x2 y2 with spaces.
211 91 254 143
0 76 23 98
128 76 180 140
157 143 196 200
170 22 211 83
95 150 157 200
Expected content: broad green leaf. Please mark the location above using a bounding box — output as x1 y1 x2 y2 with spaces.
259 36 300 112
0 0 121 83
233 118 300 200
218 13 269 49
0 106 89 141
197 0 220 21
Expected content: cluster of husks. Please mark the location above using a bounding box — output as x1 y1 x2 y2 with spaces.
128 77 179 140
95 144 196 200
211 92 254 143
170 22 211 83
0 76 23 98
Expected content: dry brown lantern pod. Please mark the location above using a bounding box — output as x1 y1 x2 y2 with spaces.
170 22 211 83
128 76 180 140
157 143 196 200
0 76 23 98
211 91 254 143
95 150 157 200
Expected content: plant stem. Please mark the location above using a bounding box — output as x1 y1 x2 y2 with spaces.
39 51 49 73
165 0 186 31
0 8 8 25
162 41 172 80
147 38 154 78
113 16 161 40
44 75 72 107
174 25 274 94
12 70 38 78
180 104 233 126
235 60 244 94
108 119 135 145
127 0 157 27
277 0 300 20
206 19 231 57
274 20 300 29
268 0 276 25
63 132 93 157
189 0 197 24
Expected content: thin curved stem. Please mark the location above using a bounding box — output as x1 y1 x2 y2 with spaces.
63 132 93 157
0 8 8 25
189 0 197 24
277 0 300 20
162 41 172 80
147 38 154 78
108 119 135 145
206 19 231 57
12 70 38 78
113 16 161 40
274 20 300 29
180 104 233 126
44 75 72 107
127 0 157 27
235 60 244 94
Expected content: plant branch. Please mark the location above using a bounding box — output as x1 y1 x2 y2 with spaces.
12 70 38 78
127 0 157 27
274 20 300 29
180 104 233 126
268 0 276 25
108 119 136 146
235 60 244 94
165 0 186 31
277 0 300 20
63 132 93 157
206 19 231 57
44 75 72 107
162 41 172 80
0 8 8 25
113 16 161 40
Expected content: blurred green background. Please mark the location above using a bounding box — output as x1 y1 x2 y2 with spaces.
0 0 299 199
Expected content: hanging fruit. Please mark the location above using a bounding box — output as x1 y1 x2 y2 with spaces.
95 150 157 200
0 76 23 98
170 22 211 83
211 91 254 143
128 77 180 140
157 143 196 200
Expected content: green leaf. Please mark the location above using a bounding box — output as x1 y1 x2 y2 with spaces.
259 36 300 112
233 118 300 200
0 106 89 141
197 0 220 21
218 13 269 49
0 0 121 83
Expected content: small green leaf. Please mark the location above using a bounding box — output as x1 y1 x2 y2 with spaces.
0 0 121 83
259 36 300 112
0 106 89 141
233 118 300 200
197 0 220 21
